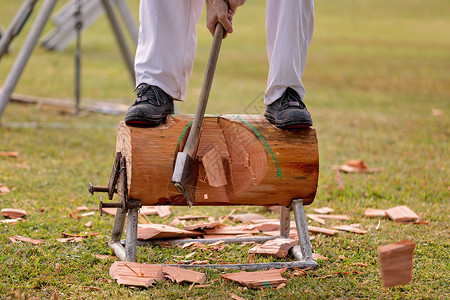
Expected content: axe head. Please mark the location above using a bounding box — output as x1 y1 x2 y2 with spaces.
172 152 199 207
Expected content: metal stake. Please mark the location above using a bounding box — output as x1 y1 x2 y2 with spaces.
74 0 82 114
292 199 315 262
108 207 127 261
124 199 141 262
279 205 291 238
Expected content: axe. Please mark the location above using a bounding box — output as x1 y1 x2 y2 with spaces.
172 3 229 207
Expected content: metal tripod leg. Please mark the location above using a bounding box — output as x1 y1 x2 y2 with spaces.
99 0 135 82
124 199 140 262
108 207 127 261
280 205 290 238
291 199 318 267
0 0 58 117
108 200 141 262
0 0 39 59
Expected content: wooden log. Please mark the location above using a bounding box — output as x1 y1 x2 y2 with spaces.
115 115 319 206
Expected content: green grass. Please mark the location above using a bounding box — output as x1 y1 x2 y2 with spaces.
0 0 449 298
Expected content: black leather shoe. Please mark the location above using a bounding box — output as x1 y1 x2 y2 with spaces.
125 84 174 126
264 87 313 129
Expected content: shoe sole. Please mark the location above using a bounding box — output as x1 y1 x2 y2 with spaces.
125 111 174 127
264 113 312 129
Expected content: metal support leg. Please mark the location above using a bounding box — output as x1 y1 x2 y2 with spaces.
279 205 290 238
0 0 39 59
113 0 138 45
292 199 317 267
124 199 141 262
0 0 58 118
100 0 135 83
108 207 127 261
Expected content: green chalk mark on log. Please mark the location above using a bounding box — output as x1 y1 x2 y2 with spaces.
236 116 282 180
176 120 194 147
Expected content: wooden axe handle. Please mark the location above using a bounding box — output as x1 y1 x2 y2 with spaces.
182 22 226 156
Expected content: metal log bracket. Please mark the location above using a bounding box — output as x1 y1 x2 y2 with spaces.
88 152 317 269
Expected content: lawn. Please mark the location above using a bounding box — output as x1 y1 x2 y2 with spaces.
0 0 449 299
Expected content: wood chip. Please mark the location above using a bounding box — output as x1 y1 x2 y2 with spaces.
222 268 287 289
13 163 31 169
0 151 18 157
248 238 298 258
140 206 157 215
80 211 95 217
76 206 89 211
312 207 334 214
61 232 100 238
110 262 164 287
231 213 269 224
333 225 367 234
307 214 350 221
312 253 328 260
0 185 11 195
1 208 27 219
364 208 386 218
162 266 206 284
351 262 369 267
385 206 419 222
176 215 210 220
7 236 17 243
204 225 259 235
379 240 416 288
137 224 202 240
12 235 44 245
276 283 286 290
335 168 345 190
184 221 221 231
333 159 382 173
83 286 100 291
265 206 280 213
84 221 92 228
230 293 246 300
308 226 339 236
57 237 83 243
155 206 172 218
1 218 22 224
95 254 115 260
306 214 326 225
201 146 228 187
101 207 118 215
249 222 280 232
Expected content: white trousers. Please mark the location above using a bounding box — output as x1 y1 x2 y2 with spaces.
134 0 314 105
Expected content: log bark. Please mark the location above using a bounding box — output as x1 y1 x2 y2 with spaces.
115 115 318 206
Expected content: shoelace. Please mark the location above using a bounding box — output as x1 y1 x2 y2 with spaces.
133 83 170 106
281 88 306 110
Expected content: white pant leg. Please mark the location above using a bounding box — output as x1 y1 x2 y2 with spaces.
134 0 204 101
265 0 314 105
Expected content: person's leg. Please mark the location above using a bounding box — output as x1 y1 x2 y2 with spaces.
135 0 204 100
264 0 314 128
126 0 204 125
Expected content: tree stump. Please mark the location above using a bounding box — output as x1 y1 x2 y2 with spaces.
115 114 319 206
